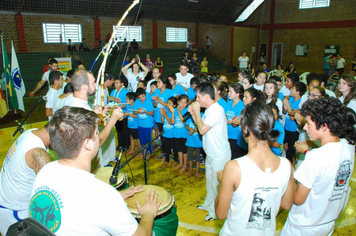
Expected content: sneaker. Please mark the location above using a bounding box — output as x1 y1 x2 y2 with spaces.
196 204 208 211
152 144 160 150
204 213 216 222
157 153 165 160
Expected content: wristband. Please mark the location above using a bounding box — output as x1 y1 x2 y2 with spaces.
304 149 309 155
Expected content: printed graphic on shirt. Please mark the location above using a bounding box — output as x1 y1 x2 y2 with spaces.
335 160 352 188
246 189 272 230
30 188 63 233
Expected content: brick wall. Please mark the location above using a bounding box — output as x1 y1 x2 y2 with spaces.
233 27 258 67
237 0 356 73
197 23 232 64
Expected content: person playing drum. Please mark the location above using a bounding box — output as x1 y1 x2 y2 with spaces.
29 107 162 235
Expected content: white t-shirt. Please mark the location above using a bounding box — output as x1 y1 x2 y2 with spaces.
0 129 45 211
287 139 354 228
41 70 51 89
336 58 345 69
202 102 231 159
339 96 356 113
298 93 308 109
175 72 194 89
124 71 146 92
146 79 157 93
220 156 290 236
238 56 249 69
266 98 283 118
46 87 62 120
30 162 138 235
253 83 264 91
325 89 336 98
62 94 92 111
279 85 290 97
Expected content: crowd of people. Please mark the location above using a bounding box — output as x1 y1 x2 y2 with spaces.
0 49 355 235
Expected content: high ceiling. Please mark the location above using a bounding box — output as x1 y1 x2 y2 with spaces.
1 0 254 25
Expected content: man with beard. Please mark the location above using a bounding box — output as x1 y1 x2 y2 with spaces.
62 70 123 166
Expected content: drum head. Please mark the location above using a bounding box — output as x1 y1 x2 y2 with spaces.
125 185 174 218
94 167 125 188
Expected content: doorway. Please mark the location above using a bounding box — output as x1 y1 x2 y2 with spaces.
272 43 283 69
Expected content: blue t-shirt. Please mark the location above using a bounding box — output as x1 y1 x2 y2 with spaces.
278 92 284 100
237 126 248 150
126 103 138 129
271 120 285 156
162 108 174 138
217 98 228 113
132 98 154 128
324 56 330 69
152 88 173 123
285 97 301 132
172 84 186 98
174 107 188 138
226 100 244 139
110 87 129 114
185 117 202 148
187 87 196 101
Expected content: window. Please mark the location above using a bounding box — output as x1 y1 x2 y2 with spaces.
299 0 330 9
166 27 188 42
112 25 142 42
235 0 264 22
42 23 82 43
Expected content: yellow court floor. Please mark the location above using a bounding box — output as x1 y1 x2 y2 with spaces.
1 122 356 236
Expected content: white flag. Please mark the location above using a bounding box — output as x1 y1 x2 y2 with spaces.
11 41 26 112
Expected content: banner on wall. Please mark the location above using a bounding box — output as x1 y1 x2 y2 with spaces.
55 57 72 72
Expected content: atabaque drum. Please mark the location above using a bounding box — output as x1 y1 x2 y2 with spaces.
94 167 128 190
125 185 178 236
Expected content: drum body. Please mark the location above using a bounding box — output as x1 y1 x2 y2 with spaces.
125 185 178 236
94 167 128 190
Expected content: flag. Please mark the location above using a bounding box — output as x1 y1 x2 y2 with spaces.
11 40 26 112
1 36 18 111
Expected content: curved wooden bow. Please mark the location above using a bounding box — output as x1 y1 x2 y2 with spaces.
95 0 140 126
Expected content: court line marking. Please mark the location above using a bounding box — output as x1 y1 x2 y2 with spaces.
178 222 220 234
179 216 356 235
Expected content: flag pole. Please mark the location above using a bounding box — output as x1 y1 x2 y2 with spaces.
1 31 10 110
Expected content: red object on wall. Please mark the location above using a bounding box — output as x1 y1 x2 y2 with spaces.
153 21 158 49
94 18 101 41
15 14 27 53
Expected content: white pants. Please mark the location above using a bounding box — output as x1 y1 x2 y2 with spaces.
98 127 116 167
0 207 28 235
280 219 334 236
202 155 230 218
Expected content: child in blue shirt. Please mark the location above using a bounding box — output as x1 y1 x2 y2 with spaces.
268 103 285 156
160 96 178 166
152 76 173 159
124 92 140 155
225 83 245 159
110 77 129 149
132 88 155 157
282 81 306 164
185 115 203 177
149 81 160 148
187 77 199 104
174 94 189 172
168 73 186 98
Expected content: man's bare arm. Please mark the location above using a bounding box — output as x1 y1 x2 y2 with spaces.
26 148 51 174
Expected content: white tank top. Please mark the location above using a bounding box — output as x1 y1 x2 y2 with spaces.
220 156 290 236
0 129 46 210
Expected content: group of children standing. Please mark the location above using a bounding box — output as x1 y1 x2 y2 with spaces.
109 67 203 176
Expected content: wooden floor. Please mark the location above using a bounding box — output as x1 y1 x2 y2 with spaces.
0 92 356 235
